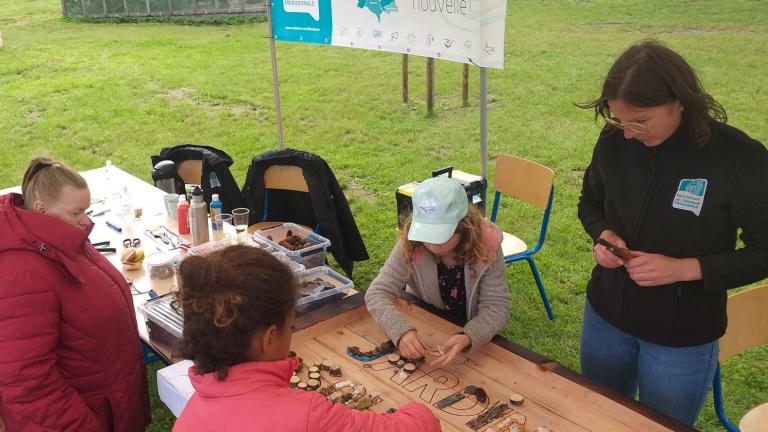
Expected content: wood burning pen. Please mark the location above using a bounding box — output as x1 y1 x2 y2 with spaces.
106 219 124 233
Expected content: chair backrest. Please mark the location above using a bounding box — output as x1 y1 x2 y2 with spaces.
493 154 554 209
264 165 309 192
176 159 203 185
719 284 768 362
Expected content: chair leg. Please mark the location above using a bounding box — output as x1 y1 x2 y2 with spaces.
524 257 555 321
141 340 160 365
713 363 741 432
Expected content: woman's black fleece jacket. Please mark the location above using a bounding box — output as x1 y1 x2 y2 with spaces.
578 123 768 347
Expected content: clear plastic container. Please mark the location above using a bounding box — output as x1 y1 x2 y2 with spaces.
145 252 177 280
271 251 305 274
187 239 232 257
295 266 353 314
138 293 183 348
249 234 274 252
254 223 330 269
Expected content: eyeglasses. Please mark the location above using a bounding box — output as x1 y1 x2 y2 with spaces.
169 295 183 316
604 116 650 134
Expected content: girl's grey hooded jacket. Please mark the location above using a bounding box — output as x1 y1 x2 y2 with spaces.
365 220 510 352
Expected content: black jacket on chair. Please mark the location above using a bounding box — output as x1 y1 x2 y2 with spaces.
243 148 369 277
151 144 245 213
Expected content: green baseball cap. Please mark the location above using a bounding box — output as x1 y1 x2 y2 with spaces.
407 177 468 244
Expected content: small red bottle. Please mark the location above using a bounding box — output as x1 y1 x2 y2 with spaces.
177 195 190 234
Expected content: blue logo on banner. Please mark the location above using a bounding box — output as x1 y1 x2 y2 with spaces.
272 0 333 45
357 0 399 22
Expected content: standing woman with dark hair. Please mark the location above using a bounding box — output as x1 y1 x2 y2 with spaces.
0 157 150 431
173 245 441 432
577 40 768 425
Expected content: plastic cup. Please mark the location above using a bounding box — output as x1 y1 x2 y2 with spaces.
215 213 234 243
232 208 250 243
164 194 179 219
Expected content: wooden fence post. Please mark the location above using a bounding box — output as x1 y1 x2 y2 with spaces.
402 54 409 103
462 64 469 107
426 57 434 115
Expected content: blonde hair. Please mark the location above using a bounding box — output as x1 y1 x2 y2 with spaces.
21 157 87 208
399 205 492 275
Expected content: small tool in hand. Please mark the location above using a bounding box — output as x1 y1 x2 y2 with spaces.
597 238 633 261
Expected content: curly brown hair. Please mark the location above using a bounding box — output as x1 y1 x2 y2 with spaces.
176 245 297 380
399 205 492 275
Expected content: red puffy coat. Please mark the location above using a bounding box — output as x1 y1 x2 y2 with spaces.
0 194 150 432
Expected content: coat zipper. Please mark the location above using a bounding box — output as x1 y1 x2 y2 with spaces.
621 147 662 330
83 245 143 342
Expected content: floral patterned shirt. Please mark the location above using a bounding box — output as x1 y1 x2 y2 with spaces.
437 262 467 323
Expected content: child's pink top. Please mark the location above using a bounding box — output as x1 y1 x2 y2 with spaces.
173 358 442 432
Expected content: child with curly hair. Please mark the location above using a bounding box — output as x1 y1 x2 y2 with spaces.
172 245 441 432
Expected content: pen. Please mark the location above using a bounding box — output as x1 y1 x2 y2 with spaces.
106 220 123 232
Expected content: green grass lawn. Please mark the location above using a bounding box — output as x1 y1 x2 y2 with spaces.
1 1 766 430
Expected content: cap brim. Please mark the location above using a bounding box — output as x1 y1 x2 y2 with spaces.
407 220 458 244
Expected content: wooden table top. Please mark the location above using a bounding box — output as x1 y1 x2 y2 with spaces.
290 294 696 432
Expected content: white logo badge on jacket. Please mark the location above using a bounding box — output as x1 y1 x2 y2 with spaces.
672 178 708 216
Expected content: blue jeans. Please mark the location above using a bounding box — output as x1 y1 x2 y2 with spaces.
580 300 718 426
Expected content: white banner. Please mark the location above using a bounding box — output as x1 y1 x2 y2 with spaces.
272 0 507 69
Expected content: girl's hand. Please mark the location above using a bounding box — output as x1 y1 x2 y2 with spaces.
594 230 628 268
429 334 471 368
625 252 702 286
398 330 429 359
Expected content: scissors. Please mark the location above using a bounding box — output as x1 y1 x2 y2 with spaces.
122 238 142 248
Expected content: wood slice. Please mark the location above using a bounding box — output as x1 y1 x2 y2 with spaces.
387 353 401 365
307 379 320 390
510 393 524 405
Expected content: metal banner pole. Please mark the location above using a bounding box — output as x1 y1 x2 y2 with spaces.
479 67 488 179
266 0 285 149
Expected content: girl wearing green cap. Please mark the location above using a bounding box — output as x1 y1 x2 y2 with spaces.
365 177 510 367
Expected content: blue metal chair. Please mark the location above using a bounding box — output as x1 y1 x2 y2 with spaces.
141 340 160 364
250 164 317 233
489 154 555 320
713 284 768 432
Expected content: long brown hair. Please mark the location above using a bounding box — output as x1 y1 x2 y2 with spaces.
21 156 87 208
579 39 727 147
176 245 297 380
399 205 492 273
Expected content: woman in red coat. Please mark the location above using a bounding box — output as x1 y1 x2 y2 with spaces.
0 157 150 431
